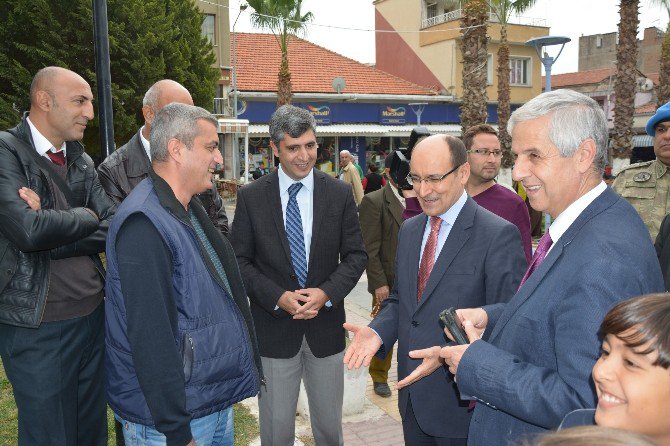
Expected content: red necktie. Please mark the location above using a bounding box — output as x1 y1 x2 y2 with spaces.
47 150 66 166
518 231 553 288
417 216 442 301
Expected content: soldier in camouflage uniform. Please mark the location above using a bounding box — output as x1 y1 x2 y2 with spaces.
613 102 670 240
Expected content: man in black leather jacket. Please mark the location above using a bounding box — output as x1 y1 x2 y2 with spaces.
97 79 229 237
0 67 115 445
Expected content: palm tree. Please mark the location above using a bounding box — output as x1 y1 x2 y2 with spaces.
460 0 490 133
247 0 313 105
611 0 640 160
650 0 670 106
488 0 537 168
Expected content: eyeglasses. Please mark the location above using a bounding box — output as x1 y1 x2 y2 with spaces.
467 149 503 158
406 164 463 186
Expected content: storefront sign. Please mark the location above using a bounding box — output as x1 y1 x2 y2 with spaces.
379 105 407 124
306 105 332 124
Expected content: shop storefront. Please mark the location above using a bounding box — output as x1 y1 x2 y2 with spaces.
233 94 500 178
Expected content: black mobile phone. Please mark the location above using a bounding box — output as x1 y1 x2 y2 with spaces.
439 307 469 345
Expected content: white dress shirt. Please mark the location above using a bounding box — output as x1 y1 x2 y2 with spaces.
27 117 66 159
419 190 468 265
547 181 607 254
139 126 151 161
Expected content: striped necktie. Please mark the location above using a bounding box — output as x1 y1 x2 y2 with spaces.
286 183 307 287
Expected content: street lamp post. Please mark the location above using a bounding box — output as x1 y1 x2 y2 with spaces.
232 3 248 181
525 35 571 232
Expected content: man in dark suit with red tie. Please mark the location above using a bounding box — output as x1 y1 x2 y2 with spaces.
344 134 526 445
231 105 367 445
0 67 115 444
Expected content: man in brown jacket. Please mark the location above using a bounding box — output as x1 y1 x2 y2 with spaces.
358 160 404 397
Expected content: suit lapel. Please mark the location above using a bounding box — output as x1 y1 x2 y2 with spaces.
487 187 619 342
416 198 475 312
309 169 326 268
488 242 564 342
383 184 404 227
266 172 294 267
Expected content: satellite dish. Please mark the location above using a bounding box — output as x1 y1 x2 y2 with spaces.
332 77 346 94
637 77 654 92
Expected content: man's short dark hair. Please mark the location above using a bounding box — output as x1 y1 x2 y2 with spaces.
444 135 467 168
269 105 317 147
462 124 498 151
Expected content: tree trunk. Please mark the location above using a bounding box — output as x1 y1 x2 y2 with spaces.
658 23 670 107
277 45 293 106
611 0 639 159
460 0 489 134
497 25 513 168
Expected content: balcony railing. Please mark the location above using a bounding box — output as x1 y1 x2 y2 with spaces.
421 9 546 29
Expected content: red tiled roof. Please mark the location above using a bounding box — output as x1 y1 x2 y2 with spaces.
542 68 660 89
636 102 657 114
233 33 438 96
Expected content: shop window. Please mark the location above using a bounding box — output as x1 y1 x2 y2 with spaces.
510 57 530 86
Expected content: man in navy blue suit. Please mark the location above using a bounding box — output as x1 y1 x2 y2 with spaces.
344 135 527 445
439 89 665 446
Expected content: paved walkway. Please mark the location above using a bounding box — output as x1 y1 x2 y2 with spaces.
242 273 405 446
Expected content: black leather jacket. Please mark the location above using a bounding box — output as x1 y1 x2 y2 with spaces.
0 117 116 328
97 131 229 237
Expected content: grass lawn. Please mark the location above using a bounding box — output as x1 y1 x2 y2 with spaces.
0 360 259 445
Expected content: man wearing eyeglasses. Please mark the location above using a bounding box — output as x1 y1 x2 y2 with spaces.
463 124 532 263
344 134 526 445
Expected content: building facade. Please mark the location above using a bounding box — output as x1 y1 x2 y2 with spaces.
578 27 664 74
373 0 549 104
196 0 232 98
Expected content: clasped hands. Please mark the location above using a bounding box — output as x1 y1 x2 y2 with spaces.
343 307 488 388
277 288 329 320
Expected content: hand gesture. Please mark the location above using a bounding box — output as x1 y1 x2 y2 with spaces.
277 291 317 319
396 346 443 389
342 323 382 369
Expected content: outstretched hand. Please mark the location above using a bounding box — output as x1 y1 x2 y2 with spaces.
396 346 443 389
343 323 382 370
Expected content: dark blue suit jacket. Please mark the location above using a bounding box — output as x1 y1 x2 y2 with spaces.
458 187 665 445
370 197 527 439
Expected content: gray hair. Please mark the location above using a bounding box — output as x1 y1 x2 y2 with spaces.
150 103 218 162
269 105 317 146
508 89 608 173
340 150 351 157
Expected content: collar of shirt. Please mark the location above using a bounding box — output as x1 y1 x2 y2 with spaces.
654 159 670 178
278 164 314 195
390 183 406 208
419 190 468 264
548 181 607 252
27 116 66 157
139 126 151 161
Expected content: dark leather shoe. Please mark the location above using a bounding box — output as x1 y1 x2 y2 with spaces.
373 382 392 397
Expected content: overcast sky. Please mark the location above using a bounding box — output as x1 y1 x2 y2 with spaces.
229 0 668 75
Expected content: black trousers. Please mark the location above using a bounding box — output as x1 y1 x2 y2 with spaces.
402 397 468 446
0 303 106 446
